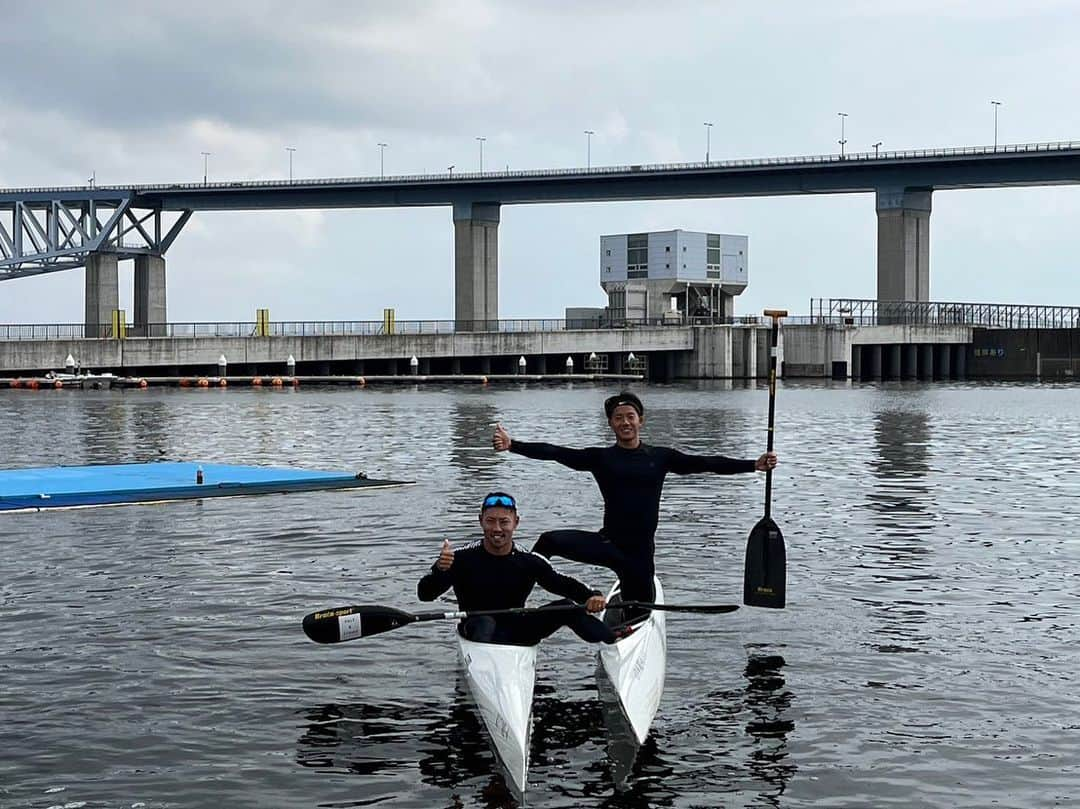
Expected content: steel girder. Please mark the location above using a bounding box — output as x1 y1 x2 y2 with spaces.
0 192 192 281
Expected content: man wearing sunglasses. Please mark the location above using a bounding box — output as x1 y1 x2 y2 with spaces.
417 491 622 646
492 391 778 609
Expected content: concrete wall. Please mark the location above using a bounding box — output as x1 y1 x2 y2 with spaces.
0 327 698 374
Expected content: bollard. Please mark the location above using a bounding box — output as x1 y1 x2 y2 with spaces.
410 355 419 376
628 352 636 363
518 356 526 375
218 354 227 379
565 356 574 375
65 354 76 374
286 354 296 379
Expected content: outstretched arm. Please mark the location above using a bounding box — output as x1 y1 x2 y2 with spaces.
665 447 777 475
492 423 600 472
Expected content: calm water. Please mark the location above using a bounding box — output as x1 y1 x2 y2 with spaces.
1 382 1078 808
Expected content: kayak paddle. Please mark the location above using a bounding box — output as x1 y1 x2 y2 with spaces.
302 601 739 644
743 308 787 609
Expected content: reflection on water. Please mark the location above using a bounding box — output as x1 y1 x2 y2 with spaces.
742 649 796 808
448 398 501 482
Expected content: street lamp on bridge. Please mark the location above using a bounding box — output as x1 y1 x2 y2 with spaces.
837 112 848 158
991 100 1002 150
704 122 713 164
448 165 455 178
201 152 211 185
378 142 388 178
873 141 882 157
285 146 296 181
584 130 594 169
476 136 486 172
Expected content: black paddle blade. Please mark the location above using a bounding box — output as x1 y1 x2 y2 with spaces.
743 516 786 608
302 605 417 644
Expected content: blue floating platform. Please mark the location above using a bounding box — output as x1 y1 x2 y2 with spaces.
0 461 409 512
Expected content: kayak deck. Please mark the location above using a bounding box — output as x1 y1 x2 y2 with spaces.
458 634 536 795
597 577 668 746
0 461 408 511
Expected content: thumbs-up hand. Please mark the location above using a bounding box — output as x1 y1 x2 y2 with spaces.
436 539 454 571
492 423 512 452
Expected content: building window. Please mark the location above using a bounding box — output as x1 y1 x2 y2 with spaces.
665 263 670 268
606 266 612 273
627 233 648 274
606 249 611 256
707 270 721 279
707 234 722 266
628 270 648 279
665 245 670 252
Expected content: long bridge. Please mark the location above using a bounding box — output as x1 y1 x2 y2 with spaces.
2 140 1080 333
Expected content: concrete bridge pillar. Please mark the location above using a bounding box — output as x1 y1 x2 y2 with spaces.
453 202 500 331
134 255 167 337
876 188 931 304
85 253 119 338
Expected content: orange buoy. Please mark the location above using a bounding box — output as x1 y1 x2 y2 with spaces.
197 377 209 388
356 376 366 387
54 380 63 389
218 378 227 387
139 379 148 389
251 377 263 386
480 375 488 385
179 378 190 387
28 379 40 390
11 379 21 388
292 377 300 387
271 377 283 387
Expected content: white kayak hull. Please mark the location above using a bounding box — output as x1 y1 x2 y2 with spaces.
458 634 536 794
597 576 667 746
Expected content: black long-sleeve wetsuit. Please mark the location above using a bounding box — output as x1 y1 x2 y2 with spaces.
417 540 613 645
509 441 757 603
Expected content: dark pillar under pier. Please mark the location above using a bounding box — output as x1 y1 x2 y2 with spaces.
954 345 967 379
919 344 934 380
903 344 919 379
886 345 901 379
870 345 883 379
937 344 951 379
851 345 862 380
536 356 547 375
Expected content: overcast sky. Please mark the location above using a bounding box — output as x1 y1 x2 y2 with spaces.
2 0 1079 324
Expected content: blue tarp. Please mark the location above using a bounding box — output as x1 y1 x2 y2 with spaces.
0 462 407 511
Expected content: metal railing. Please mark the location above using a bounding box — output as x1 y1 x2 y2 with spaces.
5 140 1080 196
0 317 753 341
811 298 1080 329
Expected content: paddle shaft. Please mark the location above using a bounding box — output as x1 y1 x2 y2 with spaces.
763 311 783 519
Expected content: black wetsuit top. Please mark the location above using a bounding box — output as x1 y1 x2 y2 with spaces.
509 441 756 557
417 541 599 611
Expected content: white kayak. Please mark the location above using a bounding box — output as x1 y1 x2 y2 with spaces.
597 576 668 745
458 634 536 794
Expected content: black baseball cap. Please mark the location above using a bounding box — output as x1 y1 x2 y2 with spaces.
604 391 644 419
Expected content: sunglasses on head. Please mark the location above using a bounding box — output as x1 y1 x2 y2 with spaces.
481 494 516 510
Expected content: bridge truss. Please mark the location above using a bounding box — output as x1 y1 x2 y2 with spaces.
0 191 191 281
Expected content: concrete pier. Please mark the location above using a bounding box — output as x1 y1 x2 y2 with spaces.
877 188 931 303
84 253 119 337
134 255 167 337
453 202 500 330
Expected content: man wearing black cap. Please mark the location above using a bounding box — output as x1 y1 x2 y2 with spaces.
491 392 777 608
417 491 621 646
